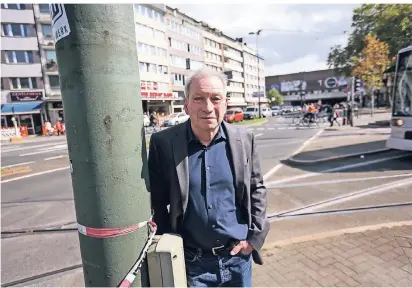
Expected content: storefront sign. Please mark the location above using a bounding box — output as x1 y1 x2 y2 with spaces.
141 92 176 99
10 91 43 102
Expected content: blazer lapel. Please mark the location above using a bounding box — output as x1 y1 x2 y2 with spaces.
172 124 189 214
223 122 245 205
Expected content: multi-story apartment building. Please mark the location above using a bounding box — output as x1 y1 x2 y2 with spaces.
165 6 204 113
1 3 45 135
243 44 266 105
133 4 175 115
1 4 266 129
33 3 63 124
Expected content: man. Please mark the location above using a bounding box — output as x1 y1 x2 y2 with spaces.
148 67 269 287
149 111 157 127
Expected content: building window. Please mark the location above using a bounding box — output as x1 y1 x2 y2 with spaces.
42 24 53 40
189 60 203 71
154 29 165 40
10 77 37 89
1 4 26 9
169 55 186 69
172 74 185 86
136 23 154 37
135 5 163 23
39 4 50 14
6 51 34 64
1 78 4 90
188 44 202 56
2 23 31 37
49 75 60 88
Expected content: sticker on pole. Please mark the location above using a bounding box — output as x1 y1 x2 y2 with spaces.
49 4 71 42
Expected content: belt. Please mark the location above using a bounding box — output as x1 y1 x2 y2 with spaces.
185 239 239 257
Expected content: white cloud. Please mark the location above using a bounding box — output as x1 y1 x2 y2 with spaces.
265 54 329 75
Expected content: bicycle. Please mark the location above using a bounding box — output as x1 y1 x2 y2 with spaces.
297 114 320 128
292 111 304 125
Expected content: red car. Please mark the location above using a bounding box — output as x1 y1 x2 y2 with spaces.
224 109 244 123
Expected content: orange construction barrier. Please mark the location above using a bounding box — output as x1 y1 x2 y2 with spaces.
19 126 28 137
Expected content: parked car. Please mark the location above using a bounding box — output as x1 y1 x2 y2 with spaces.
261 107 272 118
224 108 244 123
162 112 189 127
282 106 294 113
271 106 284 116
244 106 259 119
143 114 150 127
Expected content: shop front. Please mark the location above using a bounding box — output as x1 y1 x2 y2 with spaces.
141 87 180 116
46 101 65 123
1 91 45 135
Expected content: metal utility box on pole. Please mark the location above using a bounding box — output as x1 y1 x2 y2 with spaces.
51 4 151 287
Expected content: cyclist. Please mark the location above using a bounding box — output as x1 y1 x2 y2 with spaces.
304 103 318 123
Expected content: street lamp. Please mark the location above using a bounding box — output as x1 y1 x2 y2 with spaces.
249 30 262 118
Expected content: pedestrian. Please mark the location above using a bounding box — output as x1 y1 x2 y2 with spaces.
148 67 269 287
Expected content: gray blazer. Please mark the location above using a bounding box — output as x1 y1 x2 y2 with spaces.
148 121 270 265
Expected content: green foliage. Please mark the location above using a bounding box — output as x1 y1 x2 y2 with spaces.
266 88 283 106
327 4 412 75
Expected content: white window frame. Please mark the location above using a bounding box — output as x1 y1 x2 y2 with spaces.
10 77 37 89
6 51 33 64
2 23 29 37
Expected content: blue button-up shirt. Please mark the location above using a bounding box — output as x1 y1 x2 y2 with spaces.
181 121 248 250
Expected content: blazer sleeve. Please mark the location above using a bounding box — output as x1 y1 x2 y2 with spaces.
148 134 171 235
247 133 270 250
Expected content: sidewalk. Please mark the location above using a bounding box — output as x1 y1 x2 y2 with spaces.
289 113 392 163
253 224 412 287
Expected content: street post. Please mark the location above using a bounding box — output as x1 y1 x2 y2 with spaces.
51 4 151 286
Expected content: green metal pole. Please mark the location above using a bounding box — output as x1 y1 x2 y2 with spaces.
53 4 151 287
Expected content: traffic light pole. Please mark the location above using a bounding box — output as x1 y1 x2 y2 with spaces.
53 4 151 286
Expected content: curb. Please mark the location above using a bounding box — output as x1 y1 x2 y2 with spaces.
261 221 412 251
234 119 268 127
287 147 392 164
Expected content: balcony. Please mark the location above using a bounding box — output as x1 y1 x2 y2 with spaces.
227 85 244 93
223 61 243 73
1 9 35 24
223 48 243 63
1 37 39 51
1 63 42 77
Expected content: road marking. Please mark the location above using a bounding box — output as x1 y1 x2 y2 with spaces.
19 146 67 157
267 173 412 188
268 128 275 130
1 161 35 169
266 152 412 186
0 166 70 184
255 133 263 138
270 177 412 217
258 140 308 148
1 166 32 177
44 155 67 161
1 142 67 153
263 129 324 182
257 128 264 130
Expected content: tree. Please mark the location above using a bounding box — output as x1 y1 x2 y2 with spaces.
352 34 391 91
327 4 412 75
266 88 283 106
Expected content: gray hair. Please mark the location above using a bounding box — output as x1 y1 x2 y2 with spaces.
184 66 227 98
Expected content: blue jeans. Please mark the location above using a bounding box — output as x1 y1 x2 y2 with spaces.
184 248 252 287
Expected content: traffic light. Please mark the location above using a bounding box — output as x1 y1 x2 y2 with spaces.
354 77 363 92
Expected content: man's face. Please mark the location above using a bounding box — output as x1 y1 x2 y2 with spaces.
184 75 227 132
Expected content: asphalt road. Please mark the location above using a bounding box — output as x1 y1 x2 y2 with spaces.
2 116 411 286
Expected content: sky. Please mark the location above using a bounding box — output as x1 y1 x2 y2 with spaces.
172 3 360 76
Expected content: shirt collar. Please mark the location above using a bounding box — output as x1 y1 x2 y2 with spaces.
187 119 226 144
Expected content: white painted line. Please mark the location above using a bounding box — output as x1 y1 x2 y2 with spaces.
267 173 412 189
255 133 263 138
19 147 67 157
257 128 264 131
263 129 324 182
1 142 67 153
1 166 70 184
268 128 275 130
277 177 412 216
266 152 412 186
278 127 286 130
44 155 67 161
1 161 35 169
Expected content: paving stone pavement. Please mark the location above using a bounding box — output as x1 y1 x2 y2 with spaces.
253 225 412 287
